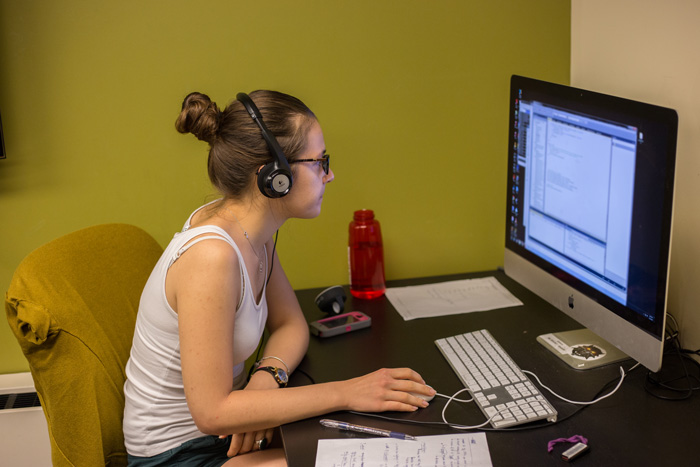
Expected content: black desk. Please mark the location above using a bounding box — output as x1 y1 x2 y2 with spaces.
280 271 699 466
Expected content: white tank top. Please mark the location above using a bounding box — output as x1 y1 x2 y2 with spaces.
123 203 268 457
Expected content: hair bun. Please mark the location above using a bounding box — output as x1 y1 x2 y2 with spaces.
175 92 221 143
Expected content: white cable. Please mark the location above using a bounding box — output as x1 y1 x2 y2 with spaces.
440 388 542 430
439 364 638 429
440 388 490 429
523 364 638 405
436 393 472 403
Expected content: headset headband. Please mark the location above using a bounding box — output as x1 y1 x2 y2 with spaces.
237 92 293 198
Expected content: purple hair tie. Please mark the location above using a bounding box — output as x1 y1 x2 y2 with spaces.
547 435 588 453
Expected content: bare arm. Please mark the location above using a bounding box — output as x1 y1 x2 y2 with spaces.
169 239 433 438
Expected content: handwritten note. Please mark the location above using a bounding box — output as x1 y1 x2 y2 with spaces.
315 433 492 467
385 277 522 321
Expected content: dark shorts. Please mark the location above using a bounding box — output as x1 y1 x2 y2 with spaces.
128 435 230 467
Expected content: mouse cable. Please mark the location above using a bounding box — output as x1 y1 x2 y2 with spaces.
435 393 472 403
348 400 561 432
523 364 637 406
350 318 692 429
494 363 643 431
440 387 509 430
345 393 476 430
439 365 635 431
348 362 641 433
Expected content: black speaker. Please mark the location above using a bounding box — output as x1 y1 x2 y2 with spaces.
236 93 292 198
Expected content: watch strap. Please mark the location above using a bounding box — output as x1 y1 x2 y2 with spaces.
253 366 288 387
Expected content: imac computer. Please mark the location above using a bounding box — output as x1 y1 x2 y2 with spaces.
504 75 678 372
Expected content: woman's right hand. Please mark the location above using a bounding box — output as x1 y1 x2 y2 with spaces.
338 368 436 413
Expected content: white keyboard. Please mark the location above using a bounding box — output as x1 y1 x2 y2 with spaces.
435 329 557 428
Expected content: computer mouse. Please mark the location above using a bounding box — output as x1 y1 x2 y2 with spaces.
410 385 435 402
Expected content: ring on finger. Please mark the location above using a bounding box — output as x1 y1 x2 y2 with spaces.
256 438 268 450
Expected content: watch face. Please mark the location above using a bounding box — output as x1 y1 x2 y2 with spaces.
277 368 288 383
256 366 288 387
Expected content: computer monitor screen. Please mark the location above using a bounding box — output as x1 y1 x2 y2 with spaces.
504 75 677 372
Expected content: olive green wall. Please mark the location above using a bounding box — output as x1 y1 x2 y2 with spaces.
0 0 570 374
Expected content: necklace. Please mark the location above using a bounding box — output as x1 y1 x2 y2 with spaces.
230 211 265 275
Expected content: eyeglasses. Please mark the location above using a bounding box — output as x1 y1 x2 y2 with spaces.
290 154 330 175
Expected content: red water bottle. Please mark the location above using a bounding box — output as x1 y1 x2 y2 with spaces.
348 209 386 299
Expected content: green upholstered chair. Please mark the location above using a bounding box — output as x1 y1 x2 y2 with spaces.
5 224 163 466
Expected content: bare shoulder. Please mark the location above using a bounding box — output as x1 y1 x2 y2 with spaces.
166 234 241 312
174 233 240 278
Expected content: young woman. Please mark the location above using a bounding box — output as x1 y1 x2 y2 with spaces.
122 90 435 466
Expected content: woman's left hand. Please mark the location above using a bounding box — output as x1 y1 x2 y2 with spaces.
221 366 283 456
224 427 274 457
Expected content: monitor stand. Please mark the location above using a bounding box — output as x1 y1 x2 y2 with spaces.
537 329 630 370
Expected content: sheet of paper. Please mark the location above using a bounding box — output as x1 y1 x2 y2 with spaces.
385 276 523 320
315 432 492 467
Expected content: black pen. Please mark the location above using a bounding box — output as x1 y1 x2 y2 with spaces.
320 419 417 441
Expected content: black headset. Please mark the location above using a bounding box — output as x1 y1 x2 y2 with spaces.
314 285 347 315
236 92 293 198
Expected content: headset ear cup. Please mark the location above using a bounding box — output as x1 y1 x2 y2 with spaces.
257 162 293 198
257 163 275 197
237 92 294 198
314 286 347 315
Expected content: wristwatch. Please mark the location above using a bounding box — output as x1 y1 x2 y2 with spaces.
252 366 288 388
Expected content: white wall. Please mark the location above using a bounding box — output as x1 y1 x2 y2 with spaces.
0 373 51 466
572 0 700 359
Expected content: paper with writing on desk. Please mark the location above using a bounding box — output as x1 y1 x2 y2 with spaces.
385 277 522 321
315 432 492 467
